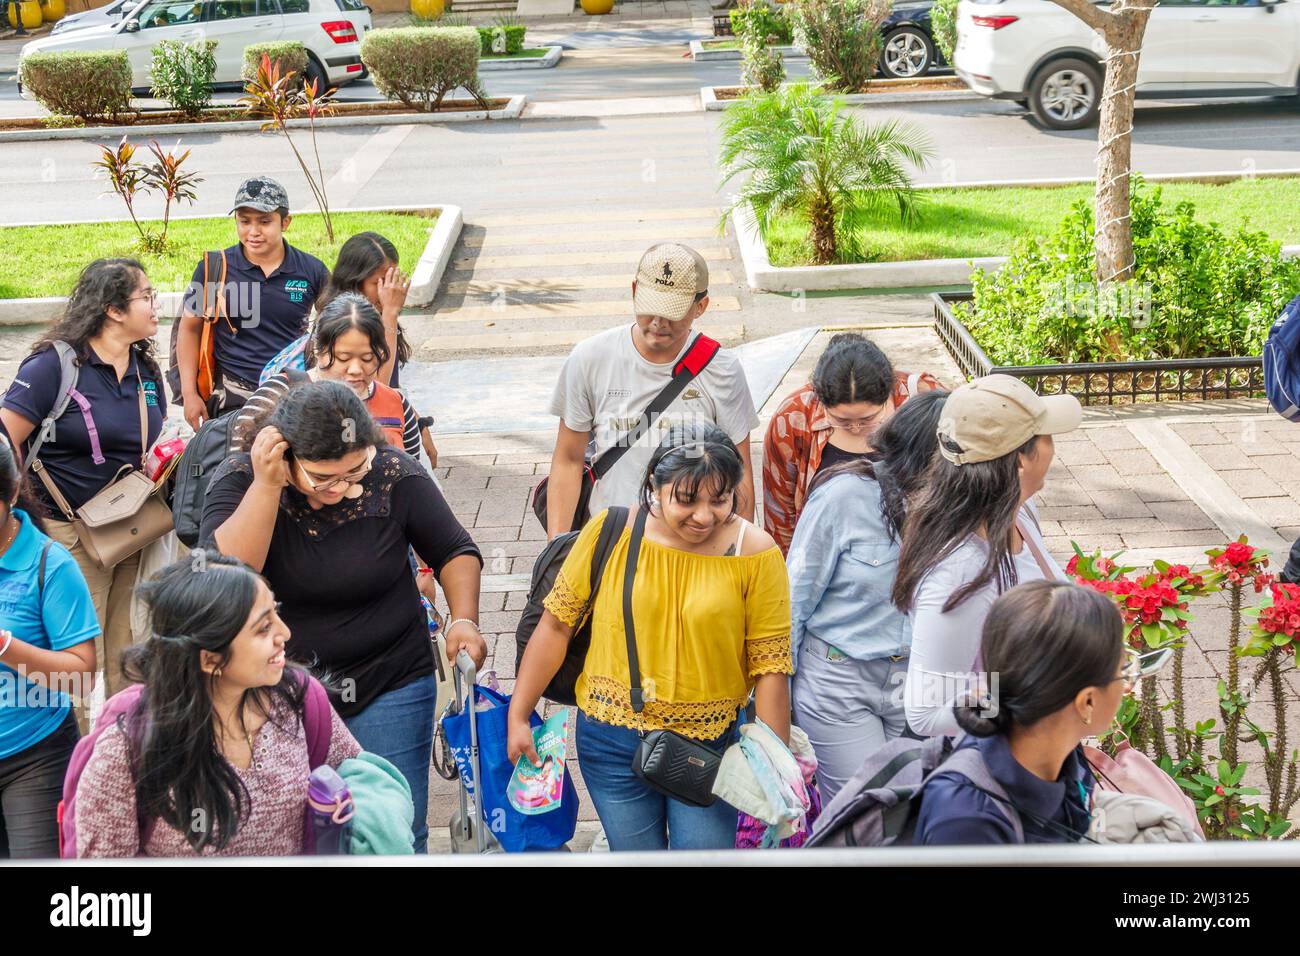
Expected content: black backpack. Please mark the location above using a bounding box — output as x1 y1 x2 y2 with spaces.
515 506 628 706
170 408 240 548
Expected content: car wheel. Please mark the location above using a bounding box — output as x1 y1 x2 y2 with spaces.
879 26 934 80
1028 57 1101 130
304 55 329 93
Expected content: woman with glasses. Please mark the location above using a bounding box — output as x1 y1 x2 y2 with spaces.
0 259 166 698
198 380 484 853
762 332 938 556
913 580 1133 844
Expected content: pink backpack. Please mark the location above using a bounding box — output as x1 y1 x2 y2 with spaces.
58 674 333 858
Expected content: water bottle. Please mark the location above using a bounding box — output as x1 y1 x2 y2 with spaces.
306 765 354 855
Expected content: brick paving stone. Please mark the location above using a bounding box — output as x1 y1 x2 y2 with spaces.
484 463 539 476
1189 444 1254 471
1086 427 1146 451
487 475 546 490
1252 455 1300 483
506 591 528 612
1046 533 1123 553
442 472 490 489
468 526 522 543
1120 530 1228 549
440 454 497 466
490 540 549 558
478 611 524 633
1053 439 1106 467
1124 473 1190 503
493 452 554 465
1244 496 1300 528
478 592 507 613
1216 470 1286 499
1037 504 1104 522
519 521 548 541
1146 501 1218 532
1070 465 1129 492
1036 519 1064 537
1054 429 1091 443
1099 448 1165 475
1036 479 1088 507
1088 490 1155 520
511 556 536 573
1058 517 1156 537
476 507 528 527
1171 423 1232 444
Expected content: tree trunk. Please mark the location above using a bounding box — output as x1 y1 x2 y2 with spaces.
1047 0 1156 285
808 194 837 265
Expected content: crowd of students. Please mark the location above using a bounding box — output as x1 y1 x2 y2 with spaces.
0 213 1148 857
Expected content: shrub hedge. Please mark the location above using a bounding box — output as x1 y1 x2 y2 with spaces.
242 42 309 84
150 39 217 118
19 50 132 121
360 27 486 112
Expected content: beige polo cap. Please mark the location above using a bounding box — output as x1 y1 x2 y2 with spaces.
632 243 709 321
937 374 1082 465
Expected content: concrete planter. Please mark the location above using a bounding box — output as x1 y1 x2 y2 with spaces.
0 96 527 145
732 171 1300 292
478 46 563 71
688 39 804 61
701 76 981 110
0 203 463 326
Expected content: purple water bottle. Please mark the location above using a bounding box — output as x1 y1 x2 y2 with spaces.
306 765 355 855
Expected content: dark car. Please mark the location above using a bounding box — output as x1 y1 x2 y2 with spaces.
879 0 948 79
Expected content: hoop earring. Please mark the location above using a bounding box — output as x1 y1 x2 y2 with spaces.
213 666 223 679
649 493 660 514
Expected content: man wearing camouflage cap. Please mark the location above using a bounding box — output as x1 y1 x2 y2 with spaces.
175 177 330 428
544 242 759 536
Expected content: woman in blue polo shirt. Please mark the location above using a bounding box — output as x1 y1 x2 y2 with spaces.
913 580 1126 845
0 258 165 699
0 435 99 858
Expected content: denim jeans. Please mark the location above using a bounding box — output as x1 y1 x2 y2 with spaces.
0 712 79 859
575 710 738 852
344 675 435 853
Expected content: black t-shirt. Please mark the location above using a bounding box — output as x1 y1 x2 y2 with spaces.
815 442 872 476
197 448 482 717
1 345 165 515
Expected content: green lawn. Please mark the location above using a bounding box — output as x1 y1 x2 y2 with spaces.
482 48 550 59
764 178 1300 267
0 210 438 300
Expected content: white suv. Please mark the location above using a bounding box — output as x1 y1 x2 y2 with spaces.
20 0 371 94
953 0 1300 129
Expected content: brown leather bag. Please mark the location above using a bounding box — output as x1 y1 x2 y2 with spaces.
32 384 173 571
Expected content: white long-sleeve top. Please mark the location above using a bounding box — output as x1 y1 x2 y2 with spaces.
904 503 1068 738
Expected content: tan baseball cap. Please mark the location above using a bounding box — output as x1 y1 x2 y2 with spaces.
937 374 1082 465
632 243 709 321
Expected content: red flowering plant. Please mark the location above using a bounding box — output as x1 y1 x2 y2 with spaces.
1243 582 1300 657
1206 536 1274 594
1066 547 1213 649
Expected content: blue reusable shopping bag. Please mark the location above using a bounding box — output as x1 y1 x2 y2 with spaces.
260 333 309 385
442 684 579 852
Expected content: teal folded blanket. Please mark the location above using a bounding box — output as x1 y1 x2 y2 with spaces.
338 753 415 856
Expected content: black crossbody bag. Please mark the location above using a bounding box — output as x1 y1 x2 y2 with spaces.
621 506 724 808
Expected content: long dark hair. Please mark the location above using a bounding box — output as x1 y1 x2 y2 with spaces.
0 434 46 533
891 433 1041 614
640 422 744 516
309 293 391 373
807 389 949 541
123 553 310 852
955 580 1124 737
323 232 410 368
811 332 894 408
32 258 162 387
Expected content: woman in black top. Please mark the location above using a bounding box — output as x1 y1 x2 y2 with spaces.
199 380 484 852
0 258 166 699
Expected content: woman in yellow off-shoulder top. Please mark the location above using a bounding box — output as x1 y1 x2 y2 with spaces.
509 424 793 851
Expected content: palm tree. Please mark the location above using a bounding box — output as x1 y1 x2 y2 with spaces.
720 84 934 265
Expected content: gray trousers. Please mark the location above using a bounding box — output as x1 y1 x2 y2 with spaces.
792 636 911 807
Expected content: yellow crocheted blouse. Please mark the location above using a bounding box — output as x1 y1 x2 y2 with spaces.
543 509 793 741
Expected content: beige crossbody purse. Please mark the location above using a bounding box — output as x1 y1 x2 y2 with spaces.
31 385 174 571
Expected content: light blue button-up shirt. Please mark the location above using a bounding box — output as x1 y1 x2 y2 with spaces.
787 472 912 667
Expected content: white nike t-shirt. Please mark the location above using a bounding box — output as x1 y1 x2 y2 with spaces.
549 325 759 515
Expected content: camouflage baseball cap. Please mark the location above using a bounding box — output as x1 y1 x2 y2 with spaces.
230 176 289 214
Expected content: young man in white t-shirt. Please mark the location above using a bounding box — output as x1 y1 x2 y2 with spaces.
545 243 759 538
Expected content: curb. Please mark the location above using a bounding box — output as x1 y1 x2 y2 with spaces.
731 174 1300 292
0 95 528 144
701 80 982 110
0 202 463 327
478 46 563 71
688 39 804 61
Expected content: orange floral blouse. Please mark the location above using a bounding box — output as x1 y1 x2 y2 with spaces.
762 370 939 556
